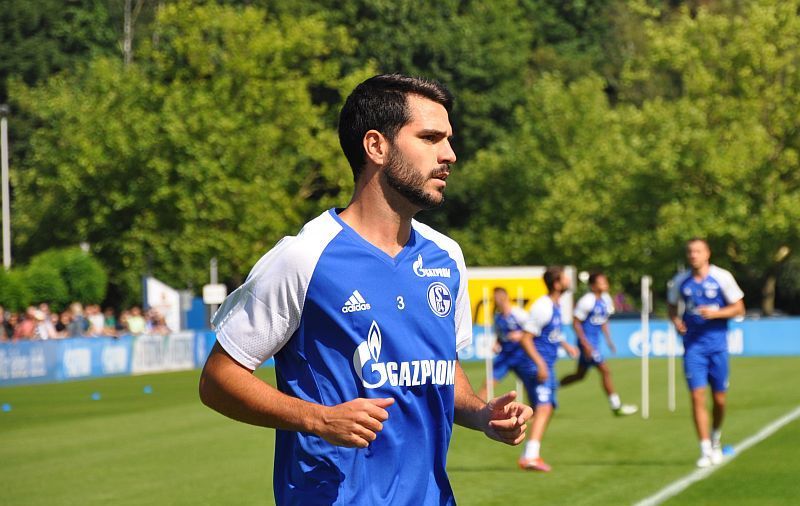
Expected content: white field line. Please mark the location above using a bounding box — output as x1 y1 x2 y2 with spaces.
633 405 800 506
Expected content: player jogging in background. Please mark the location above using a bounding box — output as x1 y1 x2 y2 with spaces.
517 266 578 472
668 238 745 468
198 74 532 505
560 272 637 416
477 287 531 401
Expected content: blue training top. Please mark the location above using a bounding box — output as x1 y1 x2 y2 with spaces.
212 209 472 506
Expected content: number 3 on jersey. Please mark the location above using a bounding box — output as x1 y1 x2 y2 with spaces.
397 296 405 310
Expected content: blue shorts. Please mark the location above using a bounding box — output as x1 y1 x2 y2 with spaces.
683 349 729 392
578 348 604 368
493 355 557 408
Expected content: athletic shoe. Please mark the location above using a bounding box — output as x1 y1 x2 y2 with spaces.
696 454 714 468
518 456 552 472
613 404 638 416
710 448 723 465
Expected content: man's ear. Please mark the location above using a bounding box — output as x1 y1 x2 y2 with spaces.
363 130 389 166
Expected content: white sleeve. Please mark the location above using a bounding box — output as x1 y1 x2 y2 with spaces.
602 292 615 315
713 266 744 304
667 272 687 305
211 214 341 370
523 299 553 337
453 248 473 352
511 306 529 325
573 294 594 322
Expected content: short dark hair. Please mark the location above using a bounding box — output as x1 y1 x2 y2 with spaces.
543 266 564 293
338 74 453 181
686 237 710 250
588 272 606 286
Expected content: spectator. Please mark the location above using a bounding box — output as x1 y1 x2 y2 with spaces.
33 309 57 340
103 307 118 336
55 311 72 338
148 309 170 336
0 306 14 341
117 310 130 335
86 304 105 336
67 302 88 337
13 307 38 340
127 306 146 335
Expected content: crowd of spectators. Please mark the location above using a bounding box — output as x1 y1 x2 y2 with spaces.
0 303 171 342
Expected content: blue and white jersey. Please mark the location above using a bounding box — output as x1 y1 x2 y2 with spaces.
523 296 563 368
212 209 471 506
667 265 743 354
573 292 614 349
494 306 528 359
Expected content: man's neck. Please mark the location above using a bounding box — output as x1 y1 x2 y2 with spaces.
549 291 562 304
339 176 418 258
692 264 711 280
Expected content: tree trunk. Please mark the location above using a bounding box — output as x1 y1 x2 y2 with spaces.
761 273 776 316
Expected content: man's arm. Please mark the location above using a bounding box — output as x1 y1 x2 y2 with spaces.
668 304 687 335
573 317 592 355
199 342 393 448
453 361 531 446
518 332 548 380
697 299 745 320
602 322 616 354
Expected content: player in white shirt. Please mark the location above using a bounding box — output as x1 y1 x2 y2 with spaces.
560 272 637 416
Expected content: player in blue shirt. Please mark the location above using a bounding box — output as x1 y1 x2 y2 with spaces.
198 74 532 505
560 272 637 416
476 287 531 401
668 238 745 468
516 267 578 472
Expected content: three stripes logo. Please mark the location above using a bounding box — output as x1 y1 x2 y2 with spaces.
341 290 372 313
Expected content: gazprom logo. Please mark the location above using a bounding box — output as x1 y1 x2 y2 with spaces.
352 320 456 389
413 254 451 278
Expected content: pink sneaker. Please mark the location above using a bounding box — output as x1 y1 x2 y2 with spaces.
518 456 552 472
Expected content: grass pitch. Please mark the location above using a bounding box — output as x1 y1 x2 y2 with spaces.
2 357 799 505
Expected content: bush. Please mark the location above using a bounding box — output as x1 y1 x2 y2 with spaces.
23 263 69 311
0 269 32 312
30 248 108 304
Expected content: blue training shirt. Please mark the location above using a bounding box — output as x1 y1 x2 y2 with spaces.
494 306 528 361
523 295 563 368
212 209 472 506
667 265 744 354
573 292 614 349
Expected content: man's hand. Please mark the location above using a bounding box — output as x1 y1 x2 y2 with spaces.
314 397 395 448
481 391 532 446
673 319 687 335
697 306 719 320
563 343 579 358
608 341 617 354
537 367 549 382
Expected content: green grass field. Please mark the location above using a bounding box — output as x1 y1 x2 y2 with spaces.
2 357 799 505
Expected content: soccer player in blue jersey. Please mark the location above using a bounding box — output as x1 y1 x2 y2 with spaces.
560 272 637 416
516 266 578 472
476 287 530 401
668 238 745 468
198 74 532 505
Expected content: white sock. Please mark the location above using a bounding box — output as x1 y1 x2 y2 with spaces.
700 439 712 456
609 393 621 410
524 440 541 460
711 430 722 448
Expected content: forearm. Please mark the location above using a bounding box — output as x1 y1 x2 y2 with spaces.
199 343 323 434
714 300 746 319
668 304 681 324
602 323 613 345
453 361 488 431
572 320 591 350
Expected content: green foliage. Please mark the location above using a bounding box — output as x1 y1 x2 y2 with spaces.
0 0 116 101
30 248 107 305
0 269 32 312
11 2 370 300
22 263 69 311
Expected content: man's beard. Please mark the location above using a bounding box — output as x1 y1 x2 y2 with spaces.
383 148 448 210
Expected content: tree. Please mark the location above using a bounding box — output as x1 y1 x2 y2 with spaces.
10 2 370 304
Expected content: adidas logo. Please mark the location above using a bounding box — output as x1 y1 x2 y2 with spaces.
342 290 372 313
